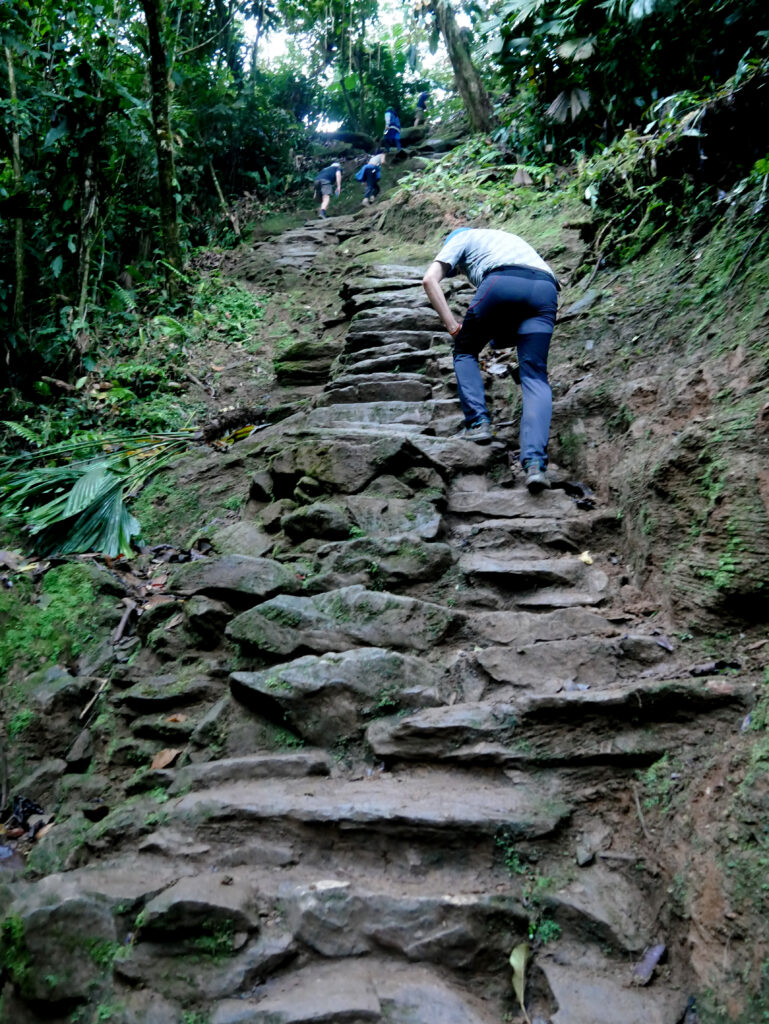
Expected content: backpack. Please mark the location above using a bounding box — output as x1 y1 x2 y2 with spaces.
385 109 401 131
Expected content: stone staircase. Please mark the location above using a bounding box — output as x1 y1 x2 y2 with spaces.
2 219 752 1024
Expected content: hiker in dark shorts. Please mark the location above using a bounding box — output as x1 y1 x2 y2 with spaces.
313 161 342 218
414 90 429 126
382 107 402 152
422 226 559 493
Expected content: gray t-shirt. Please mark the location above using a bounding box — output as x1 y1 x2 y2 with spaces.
434 228 555 288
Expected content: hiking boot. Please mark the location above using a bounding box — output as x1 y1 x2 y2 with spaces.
362 197 369 206
525 461 550 494
459 417 493 444
319 209 327 219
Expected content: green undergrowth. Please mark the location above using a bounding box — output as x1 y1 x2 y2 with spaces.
2 278 268 448
0 563 114 685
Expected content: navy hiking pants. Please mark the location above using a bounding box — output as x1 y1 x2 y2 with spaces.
452 266 558 467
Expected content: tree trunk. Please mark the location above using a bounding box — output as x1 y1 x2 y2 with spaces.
433 0 492 133
140 0 184 300
4 44 25 334
339 75 358 131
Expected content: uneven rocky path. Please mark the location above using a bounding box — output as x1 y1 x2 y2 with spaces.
2 216 753 1024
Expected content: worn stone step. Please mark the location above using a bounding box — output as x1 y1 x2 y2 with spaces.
366 679 746 765
340 348 435 375
341 276 428 297
345 287 431 315
458 549 609 602
448 480 579 518
226 585 462 657
343 329 442 354
473 633 670 691
339 339 426 365
306 399 460 431
350 306 442 332
319 372 434 405
451 512 612 553
168 752 332 794
211 958 500 1024
469 606 618 646
171 768 571 841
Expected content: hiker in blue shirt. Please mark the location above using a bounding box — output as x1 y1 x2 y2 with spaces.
356 150 386 206
422 226 559 493
382 107 402 152
414 91 429 126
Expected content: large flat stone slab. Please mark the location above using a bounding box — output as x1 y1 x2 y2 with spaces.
475 634 670 690
404 435 498 476
470 607 616 645
366 679 737 764
448 485 577 517
139 873 259 938
226 585 462 656
230 647 446 744
173 769 570 838
281 880 523 965
346 287 431 314
310 534 453 589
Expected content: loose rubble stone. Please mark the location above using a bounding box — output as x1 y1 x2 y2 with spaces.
281 501 352 541
138 874 258 938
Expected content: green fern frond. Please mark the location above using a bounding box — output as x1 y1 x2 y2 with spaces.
2 420 44 447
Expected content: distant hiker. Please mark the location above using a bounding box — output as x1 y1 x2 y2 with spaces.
414 90 430 126
313 161 342 218
382 107 402 152
356 150 386 205
422 227 559 493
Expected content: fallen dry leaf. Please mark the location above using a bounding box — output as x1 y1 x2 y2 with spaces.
150 748 183 770
578 550 593 565
164 612 185 631
166 713 188 723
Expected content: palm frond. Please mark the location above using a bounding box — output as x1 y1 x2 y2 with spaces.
0 429 199 559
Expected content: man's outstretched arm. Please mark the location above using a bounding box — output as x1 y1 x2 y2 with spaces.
422 261 462 336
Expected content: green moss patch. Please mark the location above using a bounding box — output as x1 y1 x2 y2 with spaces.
0 563 114 683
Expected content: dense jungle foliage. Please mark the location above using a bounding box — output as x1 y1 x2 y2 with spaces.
1 0 768 555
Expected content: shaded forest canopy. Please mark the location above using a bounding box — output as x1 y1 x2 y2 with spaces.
0 0 767 555
1 0 767 387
